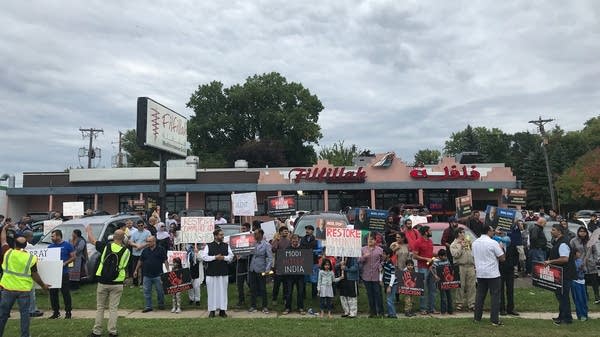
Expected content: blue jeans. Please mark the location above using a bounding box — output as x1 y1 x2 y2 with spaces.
418 268 436 312
0 289 31 337
386 284 398 317
363 281 384 315
440 289 453 313
143 276 165 309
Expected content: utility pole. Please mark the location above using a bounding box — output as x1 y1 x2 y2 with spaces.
79 128 104 168
528 117 556 210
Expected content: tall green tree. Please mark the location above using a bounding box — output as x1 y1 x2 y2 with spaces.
187 72 323 167
443 125 510 163
121 129 159 167
318 140 362 166
414 149 441 165
444 125 480 156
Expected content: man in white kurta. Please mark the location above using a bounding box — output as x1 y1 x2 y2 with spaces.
201 229 234 317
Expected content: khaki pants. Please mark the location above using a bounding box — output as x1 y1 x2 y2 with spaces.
93 283 124 335
456 265 476 309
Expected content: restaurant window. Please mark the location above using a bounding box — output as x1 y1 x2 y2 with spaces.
77 194 103 212
327 190 370 212
166 194 186 214
297 191 324 211
375 190 417 210
205 194 231 216
118 194 138 213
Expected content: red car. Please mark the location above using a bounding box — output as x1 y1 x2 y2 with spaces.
415 222 477 256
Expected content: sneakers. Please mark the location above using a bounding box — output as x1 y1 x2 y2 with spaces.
299 309 306 315
65 311 72 319
248 307 257 313
29 311 43 317
141 308 153 313
171 307 176 313
262 308 270 314
491 321 505 326
282 309 290 315
175 307 181 314
208 311 216 318
595 299 600 305
219 310 227 318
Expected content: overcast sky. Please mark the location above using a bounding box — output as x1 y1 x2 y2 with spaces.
1 1 599 185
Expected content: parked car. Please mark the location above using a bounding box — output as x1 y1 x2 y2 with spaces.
574 210 600 227
33 214 143 281
415 222 477 256
524 221 580 249
26 211 54 222
293 212 351 241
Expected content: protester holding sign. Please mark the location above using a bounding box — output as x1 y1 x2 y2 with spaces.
23 230 43 317
201 228 234 318
401 260 418 317
545 224 576 325
235 222 251 308
86 227 130 337
187 244 204 306
248 229 273 314
360 232 384 317
432 249 453 315
412 226 436 315
472 225 505 326
0 224 50 337
271 226 290 305
336 256 359 318
569 226 600 304
48 229 75 319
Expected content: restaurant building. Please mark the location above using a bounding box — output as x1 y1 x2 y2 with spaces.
5 153 519 220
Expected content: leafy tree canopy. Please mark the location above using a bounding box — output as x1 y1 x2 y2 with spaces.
187 72 323 167
318 140 363 166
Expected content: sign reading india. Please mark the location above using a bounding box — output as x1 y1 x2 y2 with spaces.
180 217 214 244
325 227 361 257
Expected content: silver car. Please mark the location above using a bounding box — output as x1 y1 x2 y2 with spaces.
33 214 142 281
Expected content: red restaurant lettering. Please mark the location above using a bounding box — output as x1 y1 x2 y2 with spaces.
409 165 480 180
289 167 367 183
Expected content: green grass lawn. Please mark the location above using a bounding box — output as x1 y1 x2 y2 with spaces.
32 279 600 314
6 318 600 337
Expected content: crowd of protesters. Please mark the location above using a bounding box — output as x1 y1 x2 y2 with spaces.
0 204 599 336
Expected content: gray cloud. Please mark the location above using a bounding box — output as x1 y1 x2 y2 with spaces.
1 1 599 185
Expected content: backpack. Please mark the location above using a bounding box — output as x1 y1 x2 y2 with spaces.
99 245 126 282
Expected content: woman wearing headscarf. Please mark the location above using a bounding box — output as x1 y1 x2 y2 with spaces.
69 229 88 290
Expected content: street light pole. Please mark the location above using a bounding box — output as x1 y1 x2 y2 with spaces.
528 117 556 210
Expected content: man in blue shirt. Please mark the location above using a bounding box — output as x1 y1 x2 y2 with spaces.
129 220 150 287
48 229 75 319
248 229 273 314
133 236 169 312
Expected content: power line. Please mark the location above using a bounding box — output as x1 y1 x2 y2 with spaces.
528 116 556 210
79 128 104 168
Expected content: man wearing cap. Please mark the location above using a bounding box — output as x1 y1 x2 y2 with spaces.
441 217 460 265
300 224 319 298
545 223 576 325
0 223 49 337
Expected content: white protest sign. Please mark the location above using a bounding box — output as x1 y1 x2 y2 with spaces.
231 192 258 216
261 220 277 242
63 201 84 217
35 260 63 289
409 215 428 226
26 247 61 262
43 220 62 235
163 250 189 272
325 227 361 257
180 217 214 244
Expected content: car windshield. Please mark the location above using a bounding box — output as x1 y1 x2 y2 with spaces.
39 223 104 244
294 214 349 238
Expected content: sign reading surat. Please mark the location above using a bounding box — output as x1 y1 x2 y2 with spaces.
137 97 188 157
289 167 366 183
409 165 480 180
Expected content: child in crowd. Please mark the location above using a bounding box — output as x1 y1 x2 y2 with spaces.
572 249 588 321
432 249 453 315
317 258 343 318
171 257 183 313
381 247 398 318
403 259 416 317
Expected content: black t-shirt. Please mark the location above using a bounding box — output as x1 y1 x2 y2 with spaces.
140 245 167 278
